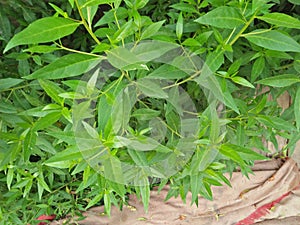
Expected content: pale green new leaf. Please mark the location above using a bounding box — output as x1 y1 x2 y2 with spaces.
244 29 300 52
231 76 255 88
176 12 183 40
140 20 165 40
256 74 300 87
195 6 245 29
257 13 300 29
4 17 80 53
39 79 64 105
23 45 60 53
25 54 101 79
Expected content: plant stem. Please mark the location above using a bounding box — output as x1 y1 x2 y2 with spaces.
162 70 202 89
74 0 101 45
229 12 257 46
56 42 103 57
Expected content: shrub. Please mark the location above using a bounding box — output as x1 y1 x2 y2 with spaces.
1 0 300 224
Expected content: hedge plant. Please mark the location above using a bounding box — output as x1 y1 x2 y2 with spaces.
1 0 300 224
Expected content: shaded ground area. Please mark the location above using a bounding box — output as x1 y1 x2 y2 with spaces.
50 157 300 225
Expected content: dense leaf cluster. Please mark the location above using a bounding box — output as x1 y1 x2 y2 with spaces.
1 0 300 224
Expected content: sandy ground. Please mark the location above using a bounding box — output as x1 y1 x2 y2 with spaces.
49 157 300 225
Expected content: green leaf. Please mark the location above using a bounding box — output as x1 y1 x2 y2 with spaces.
49 3 68 18
193 147 219 172
25 54 101 79
128 149 148 166
23 130 37 161
24 45 60 53
256 74 300 87
39 79 64 105
251 57 265 82
295 88 300 131
32 111 62 132
257 13 300 29
106 47 148 71
45 146 81 163
104 192 111 216
91 43 111 53
103 155 124 184
94 7 128 27
195 6 245 29
256 115 295 131
46 131 76 144
219 144 247 170
244 29 300 52
131 41 178 62
138 182 150 212
7 168 13 190
115 135 171 152
170 3 199 14
4 17 80 53
113 19 137 42
80 0 115 8
0 78 23 91
132 108 160 120
147 64 188 79
231 76 255 88
37 176 51 192
111 86 136 134
136 79 168 99
86 193 103 209
176 12 183 40
140 20 165 40
23 179 33 198
0 101 17 114
190 174 200 204
222 143 267 161
288 0 300 5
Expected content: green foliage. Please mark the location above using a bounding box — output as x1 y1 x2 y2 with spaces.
1 0 300 224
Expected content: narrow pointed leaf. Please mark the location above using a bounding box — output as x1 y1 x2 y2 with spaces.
231 76 255 88
0 78 23 91
4 17 80 53
244 29 300 52
256 74 300 87
257 13 300 29
140 20 165 40
25 54 101 79
39 79 64 105
195 6 245 29
136 79 168 99
106 47 148 70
